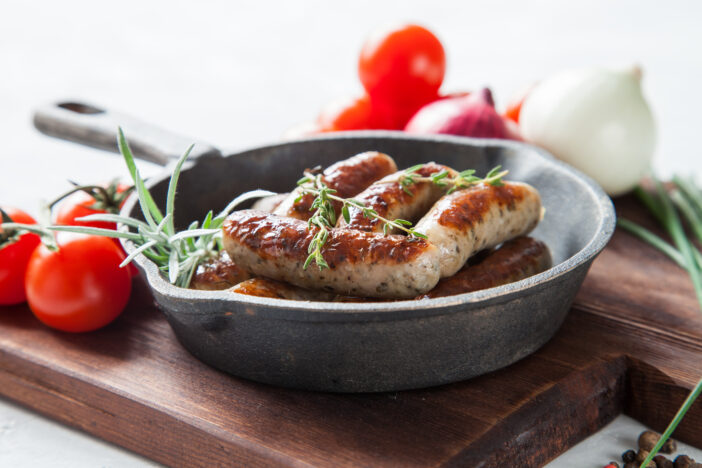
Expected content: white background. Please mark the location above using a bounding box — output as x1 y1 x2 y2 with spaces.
1 1 701 466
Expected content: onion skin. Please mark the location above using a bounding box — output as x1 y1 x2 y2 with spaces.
520 66 656 196
404 88 515 140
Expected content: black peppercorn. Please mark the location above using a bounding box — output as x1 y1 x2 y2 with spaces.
654 454 674 468
623 450 637 463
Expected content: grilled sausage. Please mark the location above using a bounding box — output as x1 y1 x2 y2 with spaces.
189 251 252 290
337 162 457 233
229 278 336 301
272 151 398 221
417 237 551 299
415 181 542 278
222 210 441 298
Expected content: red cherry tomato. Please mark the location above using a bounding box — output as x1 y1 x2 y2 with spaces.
358 24 446 110
0 207 41 305
54 183 138 277
25 233 132 332
317 94 373 131
54 183 131 230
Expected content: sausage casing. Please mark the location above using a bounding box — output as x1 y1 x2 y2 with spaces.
337 162 456 233
222 210 441 298
189 251 252 290
272 151 397 221
415 181 542 278
417 237 551 299
229 278 336 301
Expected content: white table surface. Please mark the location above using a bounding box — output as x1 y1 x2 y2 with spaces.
1 0 701 466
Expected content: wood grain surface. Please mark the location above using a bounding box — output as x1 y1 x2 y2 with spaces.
0 195 701 468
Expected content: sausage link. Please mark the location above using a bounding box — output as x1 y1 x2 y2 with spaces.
189 251 252 290
415 181 542 278
229 278 336 301
337 163 457 233
222 210 441 298
273 151 397 221
417 237 551 299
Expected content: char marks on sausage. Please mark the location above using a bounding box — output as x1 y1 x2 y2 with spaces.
272 151 397 221
223 210 441 298
338 162 456 233
415 181 542 278
417 236 552 299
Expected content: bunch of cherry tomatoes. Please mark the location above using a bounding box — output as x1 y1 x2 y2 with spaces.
0 184 134 332
304 23 527 135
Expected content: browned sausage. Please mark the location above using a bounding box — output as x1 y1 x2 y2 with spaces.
189 251 252 290
222 210 441 298
337 162 457 233
415 181 542 277
229 278 336 301
272 151 398 220
417 237 552 299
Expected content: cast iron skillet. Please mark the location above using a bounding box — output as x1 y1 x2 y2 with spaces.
34 101 615 393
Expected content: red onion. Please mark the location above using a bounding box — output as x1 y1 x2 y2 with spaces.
404 88 513 139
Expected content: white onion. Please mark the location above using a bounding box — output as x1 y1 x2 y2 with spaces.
520 66 656 196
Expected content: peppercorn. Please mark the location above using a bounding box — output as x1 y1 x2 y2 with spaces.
623 463 637 468
623 450 637 463
662 438 678 454
635 451 657 467
639 431 661 452
675 455 694 468
639 450 652 463
654 454 674 468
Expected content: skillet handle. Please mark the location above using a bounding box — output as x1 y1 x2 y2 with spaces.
33 101 220 166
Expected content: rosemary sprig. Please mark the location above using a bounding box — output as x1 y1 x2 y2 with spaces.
398 164 508 194
618 175 702 468
45 128 274 288
297 164 507 270
298 173 427 270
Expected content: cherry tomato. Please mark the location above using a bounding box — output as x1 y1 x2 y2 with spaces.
0 207 41 305
503 84 535 124
54 183 131 230
317 94 373 131
54 183 138 277
358 24 446 110
368 97 425 130
25 233 132 332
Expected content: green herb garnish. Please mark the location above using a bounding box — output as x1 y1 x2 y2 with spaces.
299 172 426 270
618 175 702 468
298 164 507 270
47 128 274 287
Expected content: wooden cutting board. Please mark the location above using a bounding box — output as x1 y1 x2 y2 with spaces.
0 195 701 467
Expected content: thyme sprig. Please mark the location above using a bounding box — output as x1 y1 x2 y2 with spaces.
298 172 426 270
396 164 508 195
44 128 274 288
297 164 507 270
